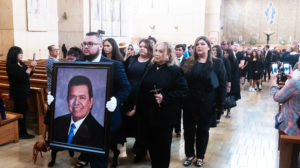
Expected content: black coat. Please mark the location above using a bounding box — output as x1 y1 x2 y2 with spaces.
6 63 33 99
222 57 231 82
265 50 272 66
228 58 241 100
183 58 227 119
53 113 104 149
137 63 188 128
180 57 187 67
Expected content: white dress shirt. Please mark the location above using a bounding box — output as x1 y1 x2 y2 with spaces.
68 115 88 136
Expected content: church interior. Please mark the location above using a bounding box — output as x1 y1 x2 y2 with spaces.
0 0 300 168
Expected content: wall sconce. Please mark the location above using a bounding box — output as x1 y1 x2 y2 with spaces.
149 25 156 30
174 25 179 30
62 12 68 20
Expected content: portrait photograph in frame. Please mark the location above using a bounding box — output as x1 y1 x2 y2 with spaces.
49 62 113 156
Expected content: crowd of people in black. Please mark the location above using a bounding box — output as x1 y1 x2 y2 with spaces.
6 32 300 168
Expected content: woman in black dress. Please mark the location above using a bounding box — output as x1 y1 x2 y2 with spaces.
223 49 241 117
6 46 37 139
248 50 263 92
182 36 226 167
137 42 188 168
212 45 231 122
122 39 152 163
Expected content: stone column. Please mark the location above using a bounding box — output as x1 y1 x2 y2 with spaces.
204 0 222 45
0 0 14 60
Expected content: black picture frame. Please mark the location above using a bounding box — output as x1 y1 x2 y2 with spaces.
48 62 113 156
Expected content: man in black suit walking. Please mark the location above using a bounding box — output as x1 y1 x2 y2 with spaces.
53 75 104 148
264 45 272 81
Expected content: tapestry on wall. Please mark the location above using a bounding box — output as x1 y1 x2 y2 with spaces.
26 0 48 31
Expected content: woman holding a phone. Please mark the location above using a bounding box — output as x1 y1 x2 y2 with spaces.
6 46 37 139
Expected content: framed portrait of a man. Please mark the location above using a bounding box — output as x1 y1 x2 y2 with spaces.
49 62 113 156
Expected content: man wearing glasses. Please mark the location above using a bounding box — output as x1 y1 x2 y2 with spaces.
81 32 130 168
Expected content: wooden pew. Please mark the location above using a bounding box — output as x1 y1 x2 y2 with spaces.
0 67 46 74
0 75 47 93
0 83 47 135
0 70 47 80
0 112 23 145
279 135 300 168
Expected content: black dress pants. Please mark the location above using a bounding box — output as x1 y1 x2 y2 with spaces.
13 96 28 135
265 64 271 80
183 112 213 159
145 125 173 168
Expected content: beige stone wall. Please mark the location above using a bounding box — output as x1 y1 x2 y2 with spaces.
58 0 86 51
12 0 58 60
0 0 14 60
222 0 300 45
205 0 222 45
130 0 206 45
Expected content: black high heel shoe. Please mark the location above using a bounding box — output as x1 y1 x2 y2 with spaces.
183 156 195 167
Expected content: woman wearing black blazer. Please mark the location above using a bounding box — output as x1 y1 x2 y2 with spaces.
6 46 37 139
136 42 188 168
182 36 226 167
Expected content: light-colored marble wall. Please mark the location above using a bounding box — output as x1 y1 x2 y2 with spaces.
222 0 300 45
12 0 58 60
130 0 206 45
0 0 14 60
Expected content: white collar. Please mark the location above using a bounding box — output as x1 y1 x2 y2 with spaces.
92 55 101 62
69 114 88 135
177 55 183 62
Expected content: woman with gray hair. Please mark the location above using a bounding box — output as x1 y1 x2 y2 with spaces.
136 42 188 167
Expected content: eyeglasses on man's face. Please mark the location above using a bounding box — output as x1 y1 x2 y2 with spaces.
81 42 100 48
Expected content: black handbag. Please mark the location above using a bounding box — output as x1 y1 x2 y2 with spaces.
223 95 237 109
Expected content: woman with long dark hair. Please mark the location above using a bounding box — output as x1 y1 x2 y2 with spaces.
248 50 263 91
223 49 241 117
6 46 37 139
182 36 226 167
102 38 124 62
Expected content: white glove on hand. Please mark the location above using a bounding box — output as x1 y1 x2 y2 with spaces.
106 96 117 112
47 92 54 105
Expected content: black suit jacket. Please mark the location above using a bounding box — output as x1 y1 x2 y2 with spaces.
53 113 104 149
99 56 130 133
180 57 187 67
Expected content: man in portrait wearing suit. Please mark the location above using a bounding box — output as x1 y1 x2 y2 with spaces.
53 75 104 148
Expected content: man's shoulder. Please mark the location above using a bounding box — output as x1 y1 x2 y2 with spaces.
54 114 71 122
100 56 123 66
85 113 104 129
